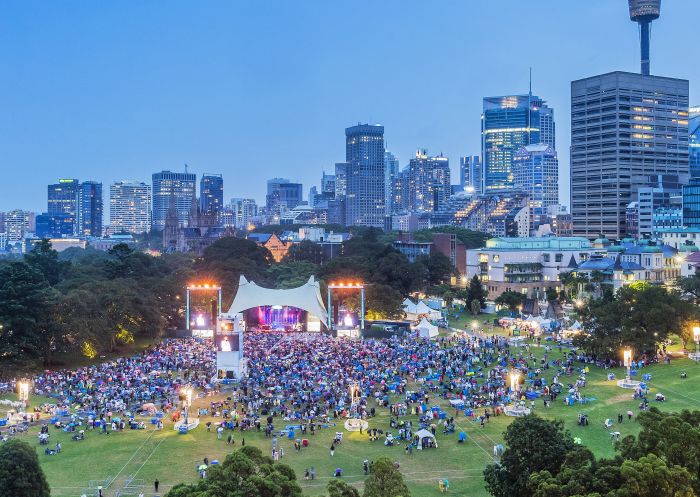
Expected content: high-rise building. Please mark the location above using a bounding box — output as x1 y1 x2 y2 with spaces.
683 177 700 228
200 174 224 223
321 172 336 195
513 144 559 231
5 210 35 242
404 150 451 213
47 178 80 234
481 95 554 192
77 181 103 237
345 124 385 227
689 106 700 178
231 198 258 230
266 178 303 219
334 163 347 199
384 151 400 215
36 213 75 238
109 181 152 234
459 155 482 195
152 170 196 229
571 72 689 239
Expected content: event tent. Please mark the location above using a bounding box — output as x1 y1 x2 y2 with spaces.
225 275 328 324
404 299 442 321
415 318 438 339
415 428 438 449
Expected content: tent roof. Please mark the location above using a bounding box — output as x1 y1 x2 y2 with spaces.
415 301 434 314
225 275 328 323
403 298 417 313
415 428 435 439
416 318 439 338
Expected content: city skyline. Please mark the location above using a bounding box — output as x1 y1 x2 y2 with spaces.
1 1 698 212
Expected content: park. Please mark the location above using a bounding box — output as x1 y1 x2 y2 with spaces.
3 235 700 497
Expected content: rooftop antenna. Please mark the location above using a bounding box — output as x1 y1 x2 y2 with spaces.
184 163 188 174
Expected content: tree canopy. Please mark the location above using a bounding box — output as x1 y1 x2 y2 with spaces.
0 439 50 497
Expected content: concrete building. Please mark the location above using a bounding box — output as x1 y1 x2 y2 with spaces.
570 72 689 239
513 144 559 232
466 236 593 299
109 181 152 235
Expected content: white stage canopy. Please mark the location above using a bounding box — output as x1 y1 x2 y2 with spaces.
415 317 439 338
225 275 328 324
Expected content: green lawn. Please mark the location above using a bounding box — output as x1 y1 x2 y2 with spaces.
4 344 700 497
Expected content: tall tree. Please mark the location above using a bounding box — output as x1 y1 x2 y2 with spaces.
0 439 50 497
24 238 66 285
467 275 487 308
0 262 56 375
484 416 574 497
327 480 361 497
363 457 411 497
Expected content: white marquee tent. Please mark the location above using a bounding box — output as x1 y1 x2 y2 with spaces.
415 318 439 339
225 275 328 325
404 299 441 321
415 428 438 449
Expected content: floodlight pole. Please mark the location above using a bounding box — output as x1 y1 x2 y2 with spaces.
186 288 191 331
360 286 365 332
327 286 332 331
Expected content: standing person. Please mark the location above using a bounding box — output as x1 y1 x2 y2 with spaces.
154 479 159 493
330 443 335 456
310 466 316 480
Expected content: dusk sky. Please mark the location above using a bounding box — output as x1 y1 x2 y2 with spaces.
1 0 697 213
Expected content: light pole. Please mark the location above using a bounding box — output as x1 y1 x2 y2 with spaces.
18 381 29 406
510 372 519 400
623 349 632 381
691 326 700 361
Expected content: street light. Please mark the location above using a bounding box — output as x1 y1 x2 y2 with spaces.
692 326 700 361
471 320 479 332
510 372 520 398
18 381 29 404
623 349 632 380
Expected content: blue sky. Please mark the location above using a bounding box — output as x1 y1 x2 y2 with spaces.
0 0 697 212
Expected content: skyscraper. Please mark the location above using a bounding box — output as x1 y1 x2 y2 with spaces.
345 124 385 227
571 72 689 239
109 181 152 234
47 179 80 234
230 198 258 230
384 151 400 215
5 210 35 242
77 181 103 237
405 150 451 213
481 95 554 192
152 170 196 229
200 174 224 224
689 106 700 178
266 178 303 219
459 155 482 195
334 163 347 198
513 144 559 230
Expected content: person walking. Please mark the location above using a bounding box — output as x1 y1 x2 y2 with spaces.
154 479 159 492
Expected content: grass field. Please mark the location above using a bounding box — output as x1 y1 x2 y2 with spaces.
4 341 700 497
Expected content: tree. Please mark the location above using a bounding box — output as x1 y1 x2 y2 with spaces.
0 262 56 376
363 457 411 497
617 453 696 497
576 284 697 359
414 253 455 287
327 480 361 497
166 446 302 497
470 299 482 316
484 416 574 497
467 275 487 308
24 238 67 285
0 439 50 497
267 262 320 289
679 274 700 305
545 287 558 302
618 408 700 495
494 291 525 312
284 240 325 265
